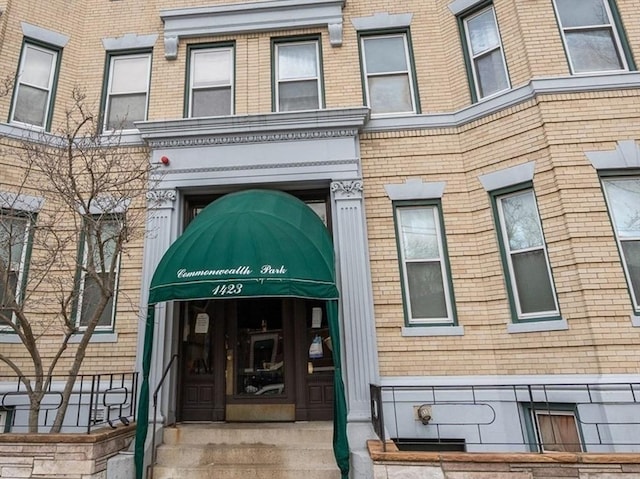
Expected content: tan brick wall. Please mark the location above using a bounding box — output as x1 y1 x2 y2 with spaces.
0 1 639 381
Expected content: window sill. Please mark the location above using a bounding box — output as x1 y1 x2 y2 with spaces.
68 332 118 343
0 333 22 344
631 314 640 327
401 325 464 337
507 318 568 334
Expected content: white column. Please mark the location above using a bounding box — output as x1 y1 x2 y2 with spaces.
331 180 380 419
135 188 177 421
332 180 379 479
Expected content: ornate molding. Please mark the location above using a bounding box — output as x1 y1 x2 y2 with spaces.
331 180 363 199
146 189 177 209
161 0 345 59
146 129 358 149
165 159 355 176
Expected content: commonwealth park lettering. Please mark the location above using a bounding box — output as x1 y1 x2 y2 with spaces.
176 264 287 279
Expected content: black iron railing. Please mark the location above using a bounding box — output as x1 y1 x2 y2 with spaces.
0 372 138 433
370 382 640 453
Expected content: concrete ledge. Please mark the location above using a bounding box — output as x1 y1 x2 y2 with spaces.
367 440 640 463
0 423 136 443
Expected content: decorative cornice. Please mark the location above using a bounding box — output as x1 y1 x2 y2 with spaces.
136 107 370 146
364 72 640 133
162 159 355 176
331 180 363 199
160 0 345 59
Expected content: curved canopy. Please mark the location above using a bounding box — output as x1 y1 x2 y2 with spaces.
148 189 338 304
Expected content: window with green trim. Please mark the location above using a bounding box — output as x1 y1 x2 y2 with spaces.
187 45 234 118
552 0 629 74
10 42 60 129
394 203 456 324
0 211 33 326
494 188 559 321
360 32 417 116
461 4 510 100
274 39 322 112
75 217 121 330
524 404 583 452
601 176 640 312
0 408 12 432
103 52 151 130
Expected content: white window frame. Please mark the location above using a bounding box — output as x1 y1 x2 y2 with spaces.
75 217 122 331
552 0 628 74
395 204 455 325
532 409 583 453
103 52 151 131
274 39 322 112
601 176 640 311
495 189 559 321
10 42 58 129
0 409 8 432
361 33 417 116
188 46 234 118
0 212 32 328
462 4 510 100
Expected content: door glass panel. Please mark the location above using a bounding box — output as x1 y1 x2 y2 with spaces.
306 302 334 375
235 299 285 396
183 301 214 377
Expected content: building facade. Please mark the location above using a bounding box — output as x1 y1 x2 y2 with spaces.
1 0 639 477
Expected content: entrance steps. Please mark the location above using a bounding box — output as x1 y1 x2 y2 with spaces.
152 422 341 479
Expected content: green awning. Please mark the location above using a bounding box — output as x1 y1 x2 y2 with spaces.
148 189 339 303
135 190 349 479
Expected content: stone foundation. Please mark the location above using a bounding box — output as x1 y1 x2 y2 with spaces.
0 425 136 479
368 441 640 479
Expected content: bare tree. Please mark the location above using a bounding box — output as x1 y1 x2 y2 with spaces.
0 87 153 432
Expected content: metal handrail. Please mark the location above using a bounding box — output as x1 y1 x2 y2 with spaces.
148 354 179 479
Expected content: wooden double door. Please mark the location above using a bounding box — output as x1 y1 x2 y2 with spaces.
178 298 334 422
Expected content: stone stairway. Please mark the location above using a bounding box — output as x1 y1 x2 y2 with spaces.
152 422 342 479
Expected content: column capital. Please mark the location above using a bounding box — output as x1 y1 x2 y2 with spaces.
331 179 363 199
146 189 177 209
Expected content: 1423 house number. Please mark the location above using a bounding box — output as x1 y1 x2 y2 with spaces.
211 283 243 295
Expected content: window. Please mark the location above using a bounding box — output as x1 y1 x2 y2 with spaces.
601 177 640 311
552 0 628 74
529 408 583 452
0 408 12 432
0 212 31 325
394 204 456 324
494 189 559 320
462 4 510 100
76 217 121 330
10 42 59 129
274 40 322 112
360 33 417 116
188 45 233 117
103 53 151 130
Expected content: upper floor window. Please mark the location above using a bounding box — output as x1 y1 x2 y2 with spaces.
462 4 510 100
394 203 456 325
274 39 322 112
10 43 60 129
601 177 640 312
494 188 560 321
103 52 151 130
188 45 234 118
360 33 418 116
552 0 628 74
76 217 121 330
0 212 32 325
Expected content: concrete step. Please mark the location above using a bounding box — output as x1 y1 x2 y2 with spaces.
162 422 334 446
152 464 342 479
155 442 335 467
